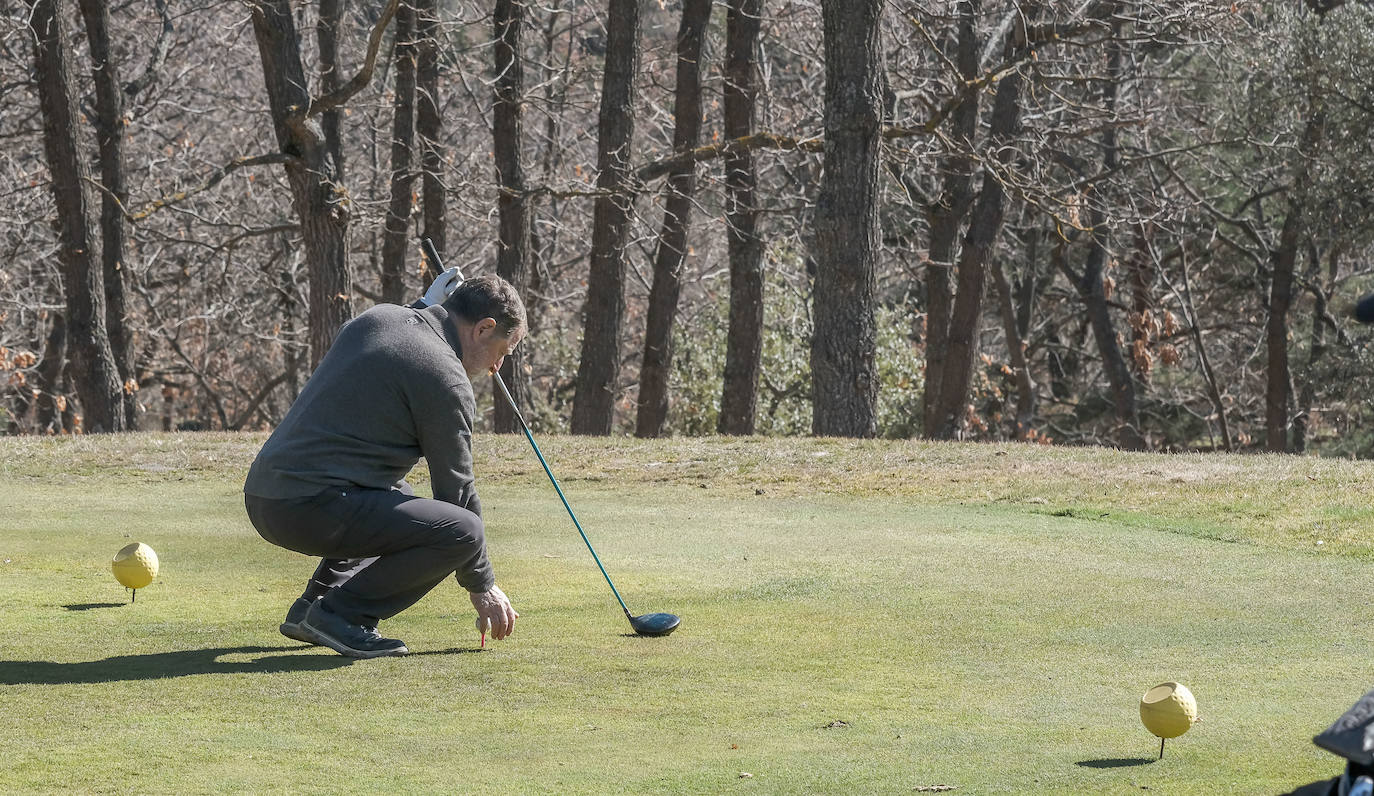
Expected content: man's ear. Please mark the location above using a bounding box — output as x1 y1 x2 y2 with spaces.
476 317 499 337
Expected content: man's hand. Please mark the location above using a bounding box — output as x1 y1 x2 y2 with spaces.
470 584 518 641
420 267 462 307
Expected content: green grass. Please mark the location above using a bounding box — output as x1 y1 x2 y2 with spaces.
2 433 1372 793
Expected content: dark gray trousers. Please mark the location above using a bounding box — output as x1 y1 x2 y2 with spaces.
244 484 486 627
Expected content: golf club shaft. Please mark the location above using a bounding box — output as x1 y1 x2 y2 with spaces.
492 372 633 619
418 237 634 619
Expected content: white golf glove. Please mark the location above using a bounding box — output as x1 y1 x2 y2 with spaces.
420 267 463 306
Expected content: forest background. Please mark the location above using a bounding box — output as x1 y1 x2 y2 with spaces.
4 0 1374 456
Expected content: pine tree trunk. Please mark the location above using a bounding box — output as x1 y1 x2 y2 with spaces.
717 0 767 437
989 258 1035 439
416 0 444 284
1078 236 1146 449
1292 245 1339 453
492 0 532 433
381 2 417 305
29 0 129 433
77 0 139 428
1267 58 1325 451
636 0 711 438
318 0 347 186
928 55 1024 440
571 0 641 435
1077 34 1145 450
922 0 978 437
251 0 355 369
34 312 68 433
811 0 884 438
1266 212 1300 453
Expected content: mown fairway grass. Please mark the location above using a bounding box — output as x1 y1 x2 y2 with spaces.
3 433 1374 794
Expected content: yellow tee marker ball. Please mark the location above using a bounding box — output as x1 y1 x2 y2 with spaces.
1140 682 1197 739
112 542 159 590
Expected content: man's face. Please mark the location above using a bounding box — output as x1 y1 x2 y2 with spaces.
462 318 525 378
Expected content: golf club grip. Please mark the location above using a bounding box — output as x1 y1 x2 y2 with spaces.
419 237 465 281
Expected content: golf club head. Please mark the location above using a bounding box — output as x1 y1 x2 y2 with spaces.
629 612 681 637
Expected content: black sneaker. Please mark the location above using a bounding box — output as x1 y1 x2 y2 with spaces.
298 601 409 659
280 597 318 645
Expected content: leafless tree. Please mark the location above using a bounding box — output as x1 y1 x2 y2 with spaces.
571 0 642 435
28 0 131 432
812 0 884 437
636 0 711 438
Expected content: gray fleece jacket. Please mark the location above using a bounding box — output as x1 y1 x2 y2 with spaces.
245 302 482 516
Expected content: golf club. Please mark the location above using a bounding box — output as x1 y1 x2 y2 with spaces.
419 238 680 637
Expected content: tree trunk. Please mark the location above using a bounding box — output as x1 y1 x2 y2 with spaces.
922 0 979 437
716 0 767 437
1267 123 1323 453
60 364 80 432
416 0 444 284
29 0 129 433
279 235 303 404
811 0 884 438
318 0 347 186
571 0 641 435
527 0 573 335
77 0 139 428
1077 237 1145 450
380 1 416 305
492 0 533 433
989 258 1035 439
928 50 1024 440
1291 252 1319 454
1292 246 1336 453
1266 200 1301 453
1128 225 1155 387
1074 33 1145 451
251 0 356 369
636 0 711 438
33 312 68 433
1170 244 1236 453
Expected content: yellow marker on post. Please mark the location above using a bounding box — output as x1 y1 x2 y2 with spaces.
1140 682 1197 759
112 542 159 603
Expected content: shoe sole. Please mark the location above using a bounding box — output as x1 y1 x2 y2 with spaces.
297 619 409 659
279 621 318 645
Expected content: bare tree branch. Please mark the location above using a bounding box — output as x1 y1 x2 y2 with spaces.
123 0 172 99
302 0 402 122
120 152 295 222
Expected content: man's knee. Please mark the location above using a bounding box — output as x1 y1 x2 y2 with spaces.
428 505 484 553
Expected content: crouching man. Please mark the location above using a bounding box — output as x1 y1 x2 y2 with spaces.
243 274 525 658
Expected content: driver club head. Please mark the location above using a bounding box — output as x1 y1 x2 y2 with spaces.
629 612 681 637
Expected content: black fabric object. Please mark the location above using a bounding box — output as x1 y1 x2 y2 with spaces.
1315 688 1374 765
1354 293 1374 324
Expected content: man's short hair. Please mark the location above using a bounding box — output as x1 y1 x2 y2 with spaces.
443 274 526 336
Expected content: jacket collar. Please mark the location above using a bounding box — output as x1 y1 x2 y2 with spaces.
419 303 465 360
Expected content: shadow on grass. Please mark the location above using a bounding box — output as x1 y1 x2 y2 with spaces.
1280 780 1337 796
0 645 352 685
1075 758 1154 769
62 602 126 611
